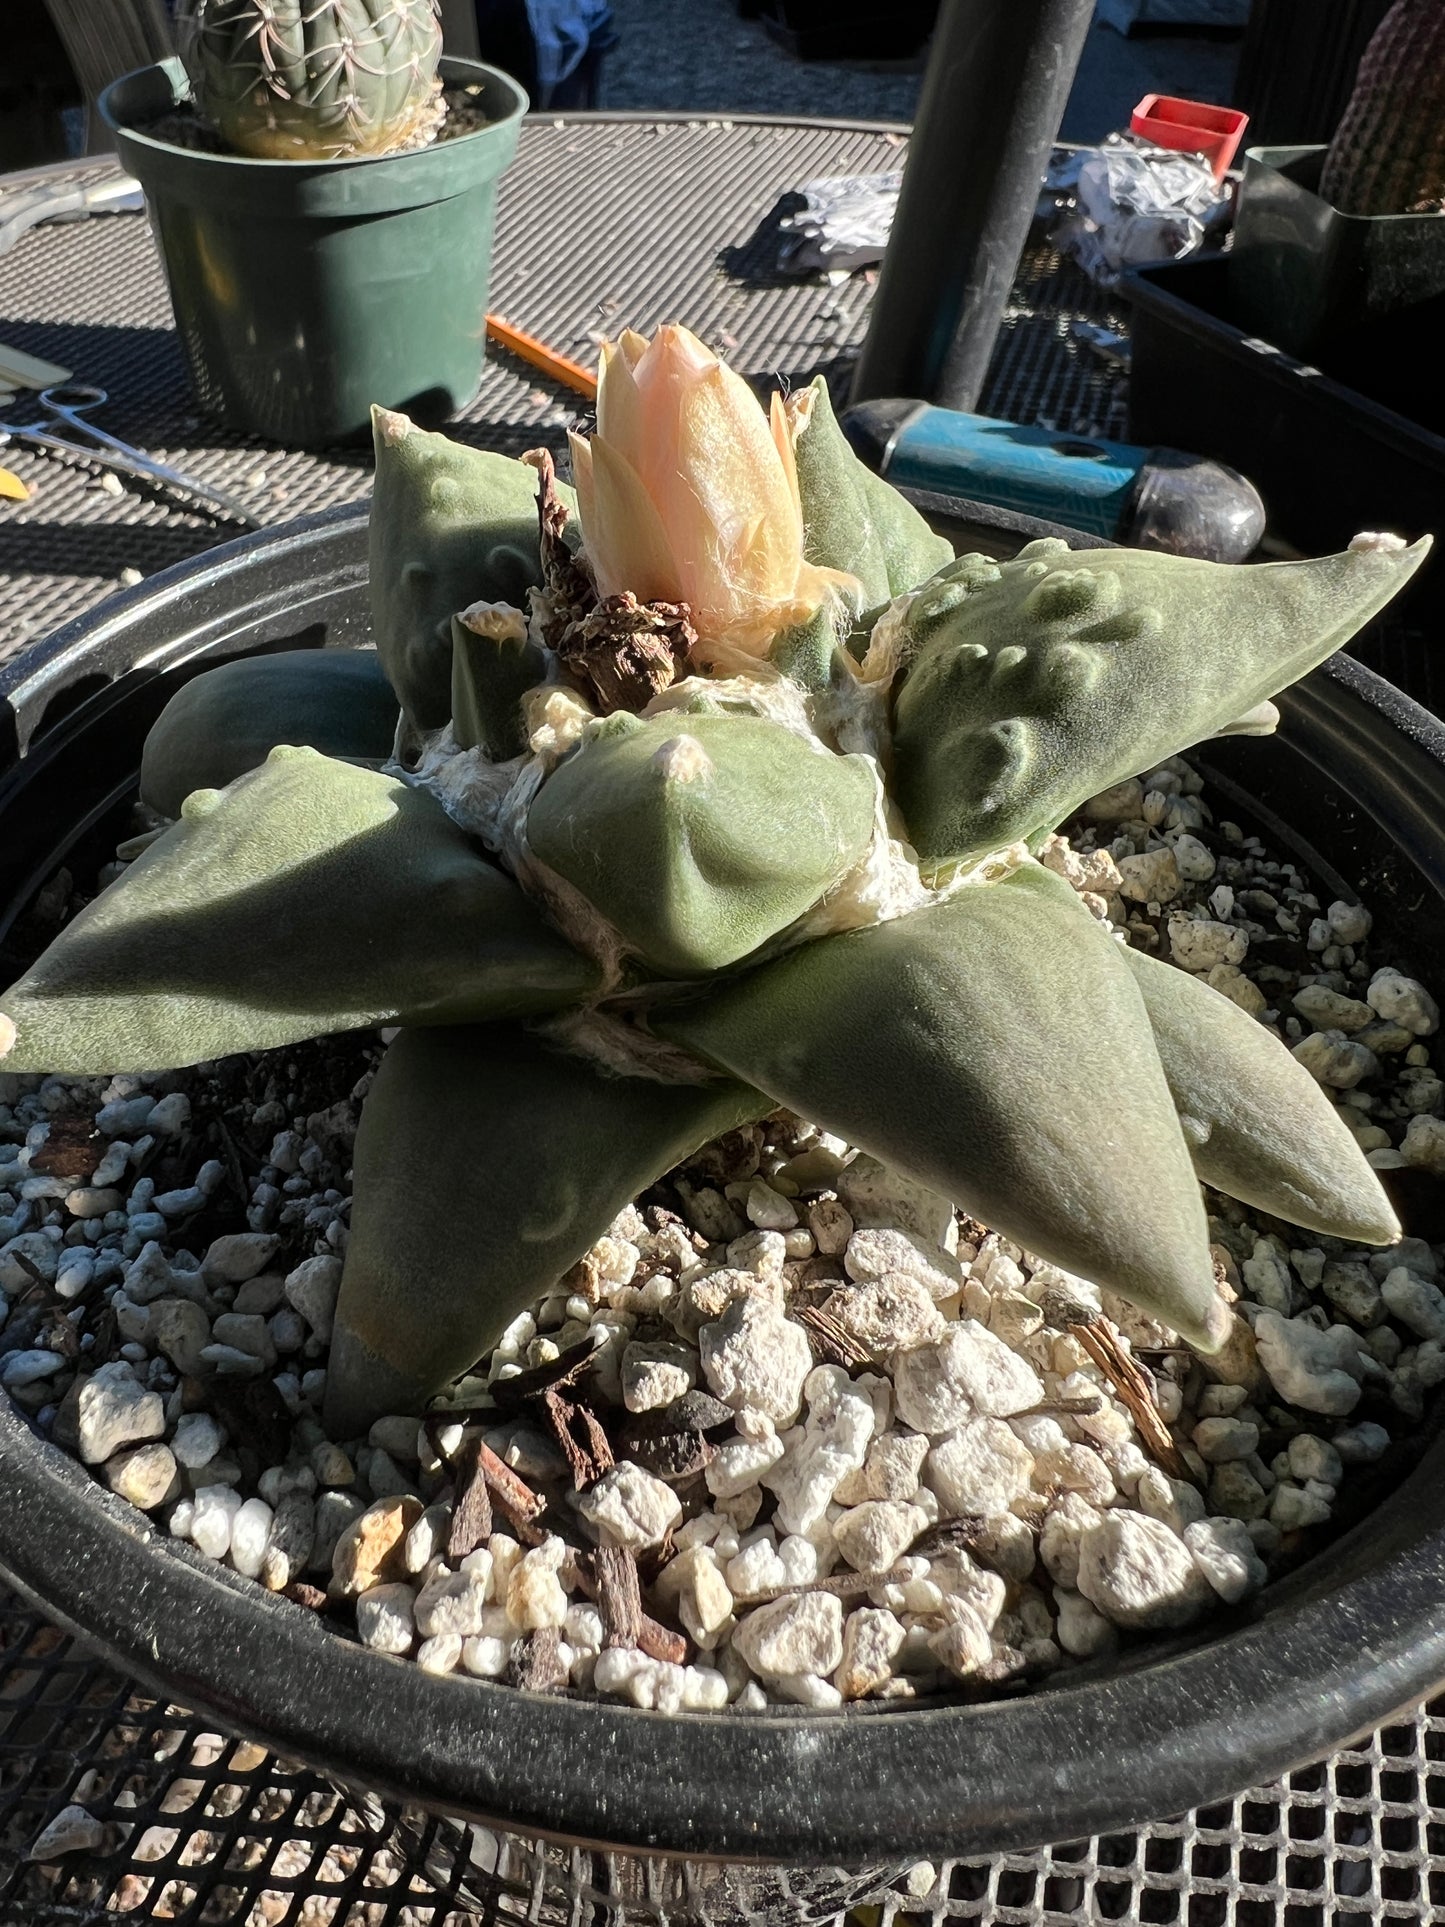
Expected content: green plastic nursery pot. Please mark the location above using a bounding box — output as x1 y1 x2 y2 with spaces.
99 57 527 448
1229 143 1445 361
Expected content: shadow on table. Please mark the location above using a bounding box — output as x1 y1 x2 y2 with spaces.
0 517 234 586
0 318 193 429
718 192 810 289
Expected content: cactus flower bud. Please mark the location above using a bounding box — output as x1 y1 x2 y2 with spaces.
568 324 851 662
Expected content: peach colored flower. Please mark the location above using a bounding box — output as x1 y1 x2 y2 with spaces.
568 324 851 662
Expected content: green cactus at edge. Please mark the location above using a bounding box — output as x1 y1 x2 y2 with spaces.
0 372 1427 1439
175 0 445 162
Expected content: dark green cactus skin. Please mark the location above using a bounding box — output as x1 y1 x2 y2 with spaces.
1320 0 1445 216
324 1023 767 1437
1119 946 1399 1246
0 747 598 1072
656 863 1229 1350
450 610 546 762
525 710 880 977
178 0 443 161
890 537 1429 874
369 406 573 733
140 649 399 817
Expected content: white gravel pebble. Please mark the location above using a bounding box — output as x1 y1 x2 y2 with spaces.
190 1484 244 1559
1381 1269 1445 1341
1253 1313 1371 1416
228 1497 274 1578
27 1803 105 1860
356 1582 415 1654
733 1591 843 1679
699 1296 812 1424
765 1368 875 1534
574 1463 682 1549
1 1348 66 1389
894 1323 1043 1431
1184 1517 1268 1603
77 1360 165 1464
1077 1511 1213 1630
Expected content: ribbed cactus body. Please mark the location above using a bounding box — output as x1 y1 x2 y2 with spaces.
178 0 444 161
1320 0 1445 216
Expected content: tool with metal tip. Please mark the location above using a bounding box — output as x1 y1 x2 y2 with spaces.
841 398 1267 562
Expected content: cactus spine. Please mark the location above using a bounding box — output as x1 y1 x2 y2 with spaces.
177 0 444 161
1320 0 1445 217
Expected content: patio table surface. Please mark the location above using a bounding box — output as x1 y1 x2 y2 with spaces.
0 112 1441 1927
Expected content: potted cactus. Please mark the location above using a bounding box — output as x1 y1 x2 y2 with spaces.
0 323 1427 1440
1228 0 1445 359
97 0 527 446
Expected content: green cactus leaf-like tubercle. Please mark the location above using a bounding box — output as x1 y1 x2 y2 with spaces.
656 861 1229 1350
891 536 1431 872
789 376 954 612
0 748 598 1074
450 606 547 761
177 0 444 161
140 649 400 817
370 407 575 732
324 1022 768 1434
1120 945 1401 1245
525 710 879 977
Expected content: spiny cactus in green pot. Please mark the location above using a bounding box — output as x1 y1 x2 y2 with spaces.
175 0 445 160
0 324 1428 1438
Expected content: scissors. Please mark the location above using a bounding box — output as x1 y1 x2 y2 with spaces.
0 384 265 530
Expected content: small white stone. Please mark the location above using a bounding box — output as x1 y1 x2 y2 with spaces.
1077 1511 1213 1630
658 1545 734 1646
1402 1114 1445 1176
1294 984 1373 1033
1332 1421 1391 1464
202 1232 279 1283
284 1254 343 1341
705 1421 785 1500
415 1566 493 1638
834 1500 928 1575
1191 1416 1260 1464
574 1462 682 1549
1367 967 1439 1036
894 1322 1043 1433
733 1590 843 1678
928 1603 994 1678
1117 847 1181 904
356 1582 415 1654
149 1298 213 1376
1168 915 1247 972
462 1633 512 1678
0 1348 66 1389
763 1373 875 1535
77 1360 165 1464
417 1633 463 1675
774 1671 844 1710
1269 1481 1332 1531
835 1606 906 1698
621 1339 696 1413
1253 1312 1369 1416
1039 1494 1105 1590
1184 1516 1268 1603
1171 834 1216 883
699 1296 812 1424
843 1227 961 1302
105 1442 177 1511
228 1496 274 1578
507 1537 571 1629
926 1417 1034 1514
27 1803 105 1859
821 1276 944 1358
1054 1588 1118 1658
807 1197 854 1256
744 1180 797 1230
1292 1030 1379 1089
190 1483 244 1559
859 1431 930 1502
1326 898 1372 944
1381 1269 1445 1341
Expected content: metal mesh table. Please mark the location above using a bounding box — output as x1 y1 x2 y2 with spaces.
1 113 1439 1926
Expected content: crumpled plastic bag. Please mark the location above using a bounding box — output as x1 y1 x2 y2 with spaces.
777 172 902 277
1049 135 1232 283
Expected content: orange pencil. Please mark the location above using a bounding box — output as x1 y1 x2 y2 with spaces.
486 315 598 400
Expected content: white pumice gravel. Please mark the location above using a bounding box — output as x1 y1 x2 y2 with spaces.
2 771 1443 1712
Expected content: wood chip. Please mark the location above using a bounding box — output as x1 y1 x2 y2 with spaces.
281 1582 329 1612
793 1304 870 1371
592 1545 642 1648
506 1626 570 1693
1068 1317 1195 1484
487 1333 603 1411
476 1439 548 1524
445 1431 493 1561
736 1564 917 1608
541 1384 615 1490
28 1116 99 1182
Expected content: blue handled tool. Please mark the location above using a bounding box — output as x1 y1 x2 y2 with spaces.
841 399 1266 563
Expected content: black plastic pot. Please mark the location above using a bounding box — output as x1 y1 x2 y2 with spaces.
99 57 527 448
1124 254 1445 707
2 506 1445 1875
1230 144 1445 360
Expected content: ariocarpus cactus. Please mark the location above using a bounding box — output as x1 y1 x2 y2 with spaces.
0 324 1428 1439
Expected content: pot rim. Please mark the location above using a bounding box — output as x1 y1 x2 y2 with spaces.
98 54 528 175
3 510 1445 1864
